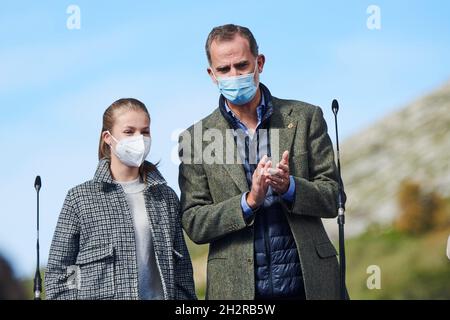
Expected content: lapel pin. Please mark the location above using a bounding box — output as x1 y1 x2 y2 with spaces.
288 123 294 129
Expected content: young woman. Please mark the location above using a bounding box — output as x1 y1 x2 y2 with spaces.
45 98 196 300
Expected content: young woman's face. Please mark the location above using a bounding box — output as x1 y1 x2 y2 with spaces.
103 109 151 148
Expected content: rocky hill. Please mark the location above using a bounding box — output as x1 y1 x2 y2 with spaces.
324 81 450 238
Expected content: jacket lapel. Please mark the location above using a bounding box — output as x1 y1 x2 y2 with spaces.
204 108 249 193
269 99 298 164
223 161 249 193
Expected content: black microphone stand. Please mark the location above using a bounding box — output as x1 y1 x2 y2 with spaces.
332 100 347 300
34 176 42 300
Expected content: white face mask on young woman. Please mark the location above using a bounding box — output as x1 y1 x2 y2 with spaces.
107 131 151 167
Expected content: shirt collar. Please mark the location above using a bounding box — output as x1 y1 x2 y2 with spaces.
224 93 266 125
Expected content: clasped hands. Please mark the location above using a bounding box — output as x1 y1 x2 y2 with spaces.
246 150 290 210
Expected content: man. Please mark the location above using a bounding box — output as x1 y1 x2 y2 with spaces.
179 24 342 300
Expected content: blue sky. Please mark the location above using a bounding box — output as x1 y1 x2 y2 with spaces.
1 0 449 278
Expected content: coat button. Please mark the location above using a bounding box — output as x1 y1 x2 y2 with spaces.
288 123 294 129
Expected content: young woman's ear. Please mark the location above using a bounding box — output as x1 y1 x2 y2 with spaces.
103 131 112 146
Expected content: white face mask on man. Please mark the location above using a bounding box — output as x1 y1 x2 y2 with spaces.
107 131 151 167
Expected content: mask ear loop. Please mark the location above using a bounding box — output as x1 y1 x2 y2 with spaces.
254 56 260 74
210 67 219 83
106 130 119 148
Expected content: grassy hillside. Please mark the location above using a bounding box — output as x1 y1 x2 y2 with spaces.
345 225 450 299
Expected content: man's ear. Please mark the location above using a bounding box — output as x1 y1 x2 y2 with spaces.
257 54 266 73
207 67 218 84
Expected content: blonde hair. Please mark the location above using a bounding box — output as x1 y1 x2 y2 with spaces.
98 98 158 179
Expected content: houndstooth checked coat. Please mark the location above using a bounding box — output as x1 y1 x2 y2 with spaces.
45 159 196 300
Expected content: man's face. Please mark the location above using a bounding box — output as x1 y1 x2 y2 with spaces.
207 34 264 83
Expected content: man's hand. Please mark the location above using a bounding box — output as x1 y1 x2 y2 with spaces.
266 150 290 194
246 155 271 210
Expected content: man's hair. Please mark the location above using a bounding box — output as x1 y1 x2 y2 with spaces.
205 24 259 65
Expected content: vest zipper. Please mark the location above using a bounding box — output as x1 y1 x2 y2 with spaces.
262 211 274 296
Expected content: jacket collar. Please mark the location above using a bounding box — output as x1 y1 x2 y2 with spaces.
93 158 166 189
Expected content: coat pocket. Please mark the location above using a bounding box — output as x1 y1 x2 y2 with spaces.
75 243 115 299
315 241 338 259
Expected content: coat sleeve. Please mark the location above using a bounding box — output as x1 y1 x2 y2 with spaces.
168 189 197 300
178 130 248 245
284 106 339 219
44 190 80 300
